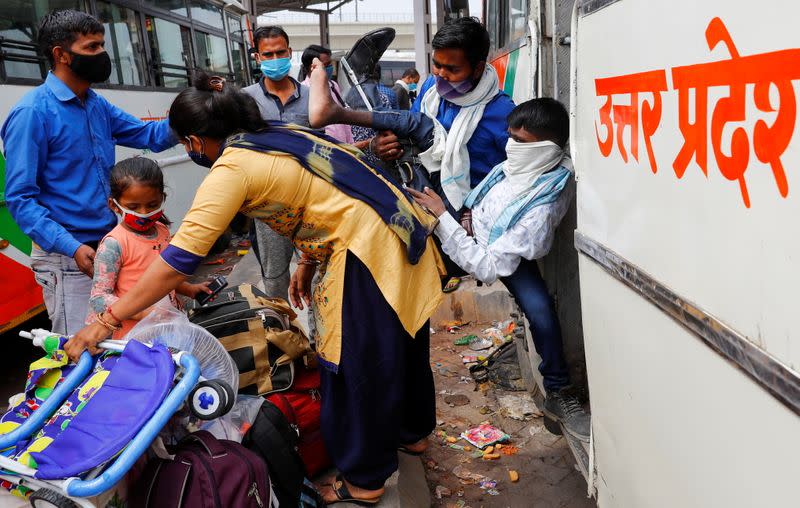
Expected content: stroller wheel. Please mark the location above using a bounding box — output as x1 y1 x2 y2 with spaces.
29 489 78 508
189 380 230 420
215 379 236 415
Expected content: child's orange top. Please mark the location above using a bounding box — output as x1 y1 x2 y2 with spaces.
87 222 176 339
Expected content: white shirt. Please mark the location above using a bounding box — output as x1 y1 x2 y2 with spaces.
435 175 574 284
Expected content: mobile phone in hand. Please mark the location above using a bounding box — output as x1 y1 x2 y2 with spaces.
195 276 228 306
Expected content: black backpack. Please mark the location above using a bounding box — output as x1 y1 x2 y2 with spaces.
242 401 325 508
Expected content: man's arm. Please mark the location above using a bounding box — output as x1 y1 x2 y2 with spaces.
106 101 177 153
2 107 81 257
409 185 573 284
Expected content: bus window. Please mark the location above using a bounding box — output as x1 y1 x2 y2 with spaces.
146 16 192 88
188 0 223 30
508 0 528 44
96 1 147 87
227 12 243 39
144 0 188 17
0 0 83 81
231 42 248 85
194 30 229 76
486 0 500 50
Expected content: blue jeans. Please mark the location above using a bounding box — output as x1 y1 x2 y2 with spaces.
371 109 434 152
501 257 571 392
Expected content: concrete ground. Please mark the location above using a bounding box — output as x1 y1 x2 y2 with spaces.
423 323 594 508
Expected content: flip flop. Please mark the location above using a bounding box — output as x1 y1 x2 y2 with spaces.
326 474 382 506
443 277 462 293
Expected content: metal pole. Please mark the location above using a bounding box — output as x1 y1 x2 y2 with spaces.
413 0 433 80
319 10 330 47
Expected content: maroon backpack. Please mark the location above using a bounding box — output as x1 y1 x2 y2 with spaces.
132 430 272 508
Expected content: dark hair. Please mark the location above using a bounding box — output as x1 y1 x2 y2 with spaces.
110 157 171 226
253 25 289 48
301 44 331 71
38 9 104 66
169 71 267 139
431 17 489 69
110 157 165 201
507 98 570 148
402 68 419 79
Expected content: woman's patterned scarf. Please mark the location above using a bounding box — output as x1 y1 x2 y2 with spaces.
224 122 435 264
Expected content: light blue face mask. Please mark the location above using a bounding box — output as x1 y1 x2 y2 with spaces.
260 57 291 81
408 82 417 91
325 64 334 80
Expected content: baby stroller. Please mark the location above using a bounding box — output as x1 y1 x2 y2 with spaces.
0 325 238 508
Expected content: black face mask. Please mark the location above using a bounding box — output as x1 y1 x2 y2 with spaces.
68 50 112 83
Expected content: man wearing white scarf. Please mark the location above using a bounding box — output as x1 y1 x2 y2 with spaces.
408 99 590 443
372 17 515 213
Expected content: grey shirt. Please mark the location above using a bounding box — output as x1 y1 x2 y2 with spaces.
392 82 411 110
242 77 310 126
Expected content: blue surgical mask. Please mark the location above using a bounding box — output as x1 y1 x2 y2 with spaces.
185 136 214 168
325 64 334 80
261 57 292 81
409 82 417 91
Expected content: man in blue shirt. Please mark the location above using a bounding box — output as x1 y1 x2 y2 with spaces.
373 17 515 195
1 10 176 335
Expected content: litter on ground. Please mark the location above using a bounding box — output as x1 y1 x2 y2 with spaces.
496 392 544 420
461 424 510 449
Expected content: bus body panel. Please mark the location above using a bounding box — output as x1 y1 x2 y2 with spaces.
581 258 800 508
573 0 800 504
574 0 800 373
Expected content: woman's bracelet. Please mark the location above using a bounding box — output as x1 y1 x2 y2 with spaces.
106 306 121 324
95 312 121 332
368 136 377 154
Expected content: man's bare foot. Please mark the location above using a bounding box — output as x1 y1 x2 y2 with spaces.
316 475 384 504
400 437 429 454
308 57 341 128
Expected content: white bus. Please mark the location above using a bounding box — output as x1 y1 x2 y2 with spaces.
0 0 254 334
484 0 800 506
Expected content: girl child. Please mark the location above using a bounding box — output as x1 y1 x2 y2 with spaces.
86 157 211 338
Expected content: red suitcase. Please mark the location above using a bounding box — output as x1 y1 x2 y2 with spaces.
266 366 331 476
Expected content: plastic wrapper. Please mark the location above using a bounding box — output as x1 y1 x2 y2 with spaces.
126 304 239 395
460 424 510 449
201 395 263 442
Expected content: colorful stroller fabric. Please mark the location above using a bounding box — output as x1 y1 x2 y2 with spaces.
0 340 174 480
0 344 77 445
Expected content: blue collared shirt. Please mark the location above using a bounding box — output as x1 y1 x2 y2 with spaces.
1 73 176 257
411 75 515 187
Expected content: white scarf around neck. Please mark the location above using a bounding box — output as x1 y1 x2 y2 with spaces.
418 65 500 209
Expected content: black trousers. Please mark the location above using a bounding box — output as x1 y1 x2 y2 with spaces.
319 251 436 490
